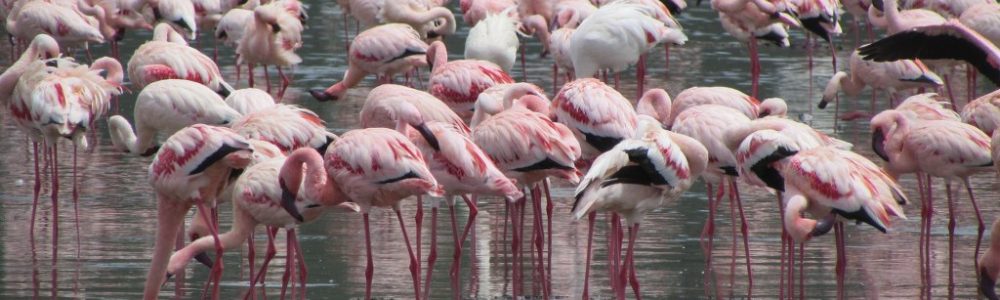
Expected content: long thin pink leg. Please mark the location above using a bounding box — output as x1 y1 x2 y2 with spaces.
280 229 293 300
423 206 438 300
965 179 985 274
543 181 553 291
363 213 374 300
637 54 646 99
777 193 787 300
264 65 272 94
552 64 559 94
73 146 80 260
502 201 510 293
416 196 423 286
924 174 934 299
582 211 596 300
277 66 291 101
247 229 256 300
448 201 462 300
30 142 40 239
50 145 60 298
798 242 804 300
946 182 956 299
196 202 224 300
531 185 548 298
249 63 256 88
625 223 642 300
293 230 307 300
394 208 422 300
664 45 670 71
510 198 521 299
700 183 716 297
837 222 846 300
749 38 760 98
731 179 753 297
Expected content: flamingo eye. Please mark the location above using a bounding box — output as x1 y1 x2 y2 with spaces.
271 23 281 33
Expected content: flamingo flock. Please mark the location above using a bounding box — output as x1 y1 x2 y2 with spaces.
3 0 1000 299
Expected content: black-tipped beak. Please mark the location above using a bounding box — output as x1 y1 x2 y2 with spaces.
164 272 174 283
280 179 304 222
309 89 335 102
426 31 441 39
872 128 889 162
758 110 771 118
217 87 231 98
818 99 829 109
141 145 161 157
237 0 248 5
902 74 941 85
415 123 440 151
872 0 884 11
810 213 837 237
193 252 213 267
981 267 998 300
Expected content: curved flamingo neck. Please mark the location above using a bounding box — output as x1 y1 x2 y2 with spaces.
783 194 817 243
427 41 449 70
282 149 341 205
108 116 141 154
91 57 125 86
167 208 257 274
426 7 457 36
142 195 191 299
636 89 672 125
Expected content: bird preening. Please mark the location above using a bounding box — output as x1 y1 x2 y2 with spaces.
2 0 1000 299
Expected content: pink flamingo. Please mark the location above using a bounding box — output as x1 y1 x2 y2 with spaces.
379 0 457 38
664 86 788 127
281 128 443 300
570 1 686 94
979 218 1000 300
867 0 946 33
77 0 154 59
572 115 708 300
471 92 581 299
309 23 429 101
426 40 515 118
710 0 800 97
549 78 637 160
224 88 277 115
237 5 303 98
128 24 236 96
963 88 1000 136
819 49 943 115
142 124 254 300
552 0 595 29
670 104 755 296
5 0 105 50
231 104 337 154
871 109 994 294
894 92 961 121
108 79 242 156
0 34 61 103
464 10 520 73
168 148 358 299
469 82 548 126
736 130 907 298
360 84 471 134
548 25 576 88
460 0 517 26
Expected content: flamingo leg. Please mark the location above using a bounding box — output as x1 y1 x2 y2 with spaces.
777 192 787 300
637 54 646 99
664 45 670 71
394 208 422 300
363 213 374 300
946 182 956 298
423 206 438 300
531 185 548 299
277 66 291 101
731 179 752 297
50 145 59 298
924 174 934 298
582 211 596 300
700 183 717 297
502 201 510 294
293 229 307 300
543 181 553 290
249 63 256 88
964 179 985 275
552 64 558 95
749 37 760 99
510 198 522 299
836 222 847 300
30 142 40 240
608 212 620 297
280 230 293 300
246 229 256 300
235 56 242 88
196 202 224 300
917 174 927 292
624 223 641 300
729 185 737 295
73 146 80 260
264 65 272 94
415 196 423 297
448 200 462 299
943 74 958 110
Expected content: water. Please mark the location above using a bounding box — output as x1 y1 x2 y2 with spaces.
1 2 998 299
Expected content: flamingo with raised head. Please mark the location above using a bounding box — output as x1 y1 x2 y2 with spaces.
128 24 236 96
309 23 429 101
237 4 303 98
142 124 254 300
108 79 242 156
573 115 707 299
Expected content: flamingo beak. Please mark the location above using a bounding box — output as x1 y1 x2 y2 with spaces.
980 267 998 300
809 213 837 238
279 179 304 222
872 128 889 162
415 122 440 151
193 252 213 267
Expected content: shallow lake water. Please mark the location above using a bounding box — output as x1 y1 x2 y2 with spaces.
1 1 999 299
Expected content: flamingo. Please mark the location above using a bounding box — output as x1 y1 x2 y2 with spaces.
224 88 277 115
894 92 961 122
570 1 687 93
426 40 515 118
309 23 429 101
360 84 470 135
548 26 576 88
792 0 842 42
237 4 303 98
278 128 442 300
460 0 517 26
670 104 755 296
867 0 946 33
471 93 581 299
819 49 943 113
735 130 907 298
464 10 520 73
108 79 242 156
128 24 236 96
469 82 548 126
147 0 198 40
572 115 707 299
142 124 254 300
230 104 337 154
549 78 638 160
663 86 789 127
378 0 457 38
168 148 358 299
899 0 993 18
962 88 1000 136
0 34 61 104
551 0 595 29
77 0 154 59
979 218 1000 300
710 0 800 97
5 0 105 50
870 109 994 293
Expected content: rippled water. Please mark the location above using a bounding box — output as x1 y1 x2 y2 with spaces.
1 2 999 299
